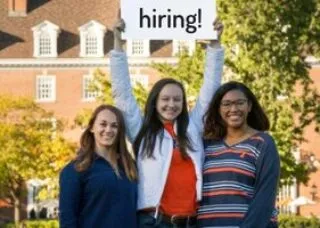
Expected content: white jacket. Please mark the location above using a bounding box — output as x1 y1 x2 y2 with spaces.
110 46 224 210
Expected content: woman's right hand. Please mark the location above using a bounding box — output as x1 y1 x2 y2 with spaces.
113 19 125 51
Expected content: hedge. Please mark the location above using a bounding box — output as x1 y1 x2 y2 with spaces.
3 220 58 228
279 215 320 228
3 215 320 228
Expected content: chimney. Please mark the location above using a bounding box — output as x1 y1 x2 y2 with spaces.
8 0 28 17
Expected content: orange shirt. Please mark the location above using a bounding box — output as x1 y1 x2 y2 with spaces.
160 122 197 216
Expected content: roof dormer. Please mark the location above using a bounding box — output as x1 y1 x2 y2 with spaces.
31 20 60 58
79 20 106 57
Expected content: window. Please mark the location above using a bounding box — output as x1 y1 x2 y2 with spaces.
39 32 51 56
172 40 195 56
79 20 106 57
83 75 99 101
130 74 149 88
131 40 144 56
127 40 150 57
26 180 42 217
277 181 298 215
85 34 98 55
36 75 56 102
32 21 60 57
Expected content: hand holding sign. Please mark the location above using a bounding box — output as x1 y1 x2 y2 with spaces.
121 0 218 40
113 17 224 50
214 19 224 41
113 18 125 51
208 19 224 48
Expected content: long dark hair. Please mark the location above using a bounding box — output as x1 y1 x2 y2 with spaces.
134 78 193 159
74 104 137 181
204 81 270 139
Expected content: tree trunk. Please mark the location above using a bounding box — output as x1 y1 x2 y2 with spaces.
9 180 24 227
14 197 20 227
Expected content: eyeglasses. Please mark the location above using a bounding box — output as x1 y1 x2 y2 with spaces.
220 99 248 110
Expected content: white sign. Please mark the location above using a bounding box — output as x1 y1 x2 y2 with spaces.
121 0 217 40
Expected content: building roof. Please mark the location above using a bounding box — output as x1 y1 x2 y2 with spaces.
0 0 172 58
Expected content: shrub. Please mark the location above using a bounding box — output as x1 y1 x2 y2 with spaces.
3 220 58 228
279 215 320 228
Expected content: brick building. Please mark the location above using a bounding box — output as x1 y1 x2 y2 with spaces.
0 0 319 223
298 63 320 216
0 0 190 141
277 61 320 217
0 0 196 222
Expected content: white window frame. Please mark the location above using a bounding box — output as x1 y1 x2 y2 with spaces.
127 39 150 57
84 33 99 56
32 21 60 58
26 179 44 215
38 32 52 56
79 20 106 57
36 75 56 102
172 40 195 56
277 180 298 215
82 75 100 102
130 74 149 88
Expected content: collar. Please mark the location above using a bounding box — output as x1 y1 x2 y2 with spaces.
163 121 177 138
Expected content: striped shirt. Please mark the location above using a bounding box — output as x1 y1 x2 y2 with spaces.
198 132 280 228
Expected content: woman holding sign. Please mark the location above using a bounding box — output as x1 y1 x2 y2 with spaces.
111 19 224 227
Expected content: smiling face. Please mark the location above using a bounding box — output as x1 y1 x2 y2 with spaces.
219 89 252 130
156 83 184 122
90 109 119 150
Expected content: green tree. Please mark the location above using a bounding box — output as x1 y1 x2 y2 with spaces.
0 95 75 225
75 69 148 127
218 0 320 184
153 0 320 184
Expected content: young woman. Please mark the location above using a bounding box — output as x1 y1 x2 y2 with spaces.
59 105 138 228
110 20 224 227
198 81 280 228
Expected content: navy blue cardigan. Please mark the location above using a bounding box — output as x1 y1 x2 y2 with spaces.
198 132 280 228
59 156 137 228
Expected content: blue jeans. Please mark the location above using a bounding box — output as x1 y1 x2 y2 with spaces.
138 212 197 228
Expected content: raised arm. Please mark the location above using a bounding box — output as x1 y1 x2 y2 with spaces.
59 163 81 228
240 137 280 228
110 19 143 142
189 20 225 132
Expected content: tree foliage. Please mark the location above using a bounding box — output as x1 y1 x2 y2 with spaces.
0 95 75 223
153 1 320 184
74 69 148 127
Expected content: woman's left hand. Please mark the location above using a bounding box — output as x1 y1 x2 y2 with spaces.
209 18 224 48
